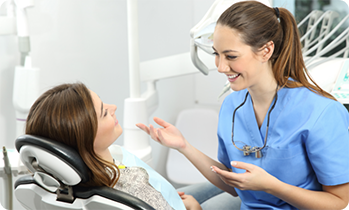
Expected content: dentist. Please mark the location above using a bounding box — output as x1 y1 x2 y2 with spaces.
137 1 349 209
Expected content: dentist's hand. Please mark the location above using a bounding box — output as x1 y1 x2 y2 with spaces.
136 117 187 151
211 161 278 192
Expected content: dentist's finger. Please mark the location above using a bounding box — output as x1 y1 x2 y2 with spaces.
211 165 239 180
230 161 254 171
211 166 241 187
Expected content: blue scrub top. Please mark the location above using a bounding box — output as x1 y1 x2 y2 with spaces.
218 87 349 209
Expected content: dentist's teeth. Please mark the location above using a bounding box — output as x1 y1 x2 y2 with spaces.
228 74 239 79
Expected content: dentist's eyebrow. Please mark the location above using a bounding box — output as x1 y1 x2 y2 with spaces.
212 46 237 53
100 101 103 118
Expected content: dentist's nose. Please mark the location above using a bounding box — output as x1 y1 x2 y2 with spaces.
216 57 230 73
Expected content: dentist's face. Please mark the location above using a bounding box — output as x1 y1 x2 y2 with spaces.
90 90 122 153
213 24 265 91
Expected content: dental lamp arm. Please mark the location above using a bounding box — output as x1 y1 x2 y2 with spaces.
190 39 210 75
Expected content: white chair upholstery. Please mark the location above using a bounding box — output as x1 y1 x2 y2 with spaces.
166 108 219 185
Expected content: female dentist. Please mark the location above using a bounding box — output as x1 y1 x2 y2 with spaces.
137 1 349 209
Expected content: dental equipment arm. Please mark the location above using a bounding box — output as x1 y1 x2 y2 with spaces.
299 10 324 52
0 1 38 209
300 11 332 44
301 11 338 54
2 147 12 210
124 0 155 165
302 11 342 57
306 27 349 71
9 0 40 139
0 0 16 35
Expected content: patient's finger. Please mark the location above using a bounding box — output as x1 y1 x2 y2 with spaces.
149 124 160 142
177 191 185 196
154 117 172 128
136 123 150 135
157 129 165 143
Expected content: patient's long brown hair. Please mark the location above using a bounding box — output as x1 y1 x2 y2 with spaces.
217 1 335 100
26 82 119 187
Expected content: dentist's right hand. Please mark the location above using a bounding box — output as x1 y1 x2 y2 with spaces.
136 117 188 152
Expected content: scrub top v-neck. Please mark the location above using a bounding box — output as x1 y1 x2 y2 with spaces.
217 87 349 209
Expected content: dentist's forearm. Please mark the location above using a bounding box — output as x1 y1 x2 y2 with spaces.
179 143 238 196
266 178 349 210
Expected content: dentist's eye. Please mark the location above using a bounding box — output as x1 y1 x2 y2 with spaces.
227 55 237 60
212 52 219 56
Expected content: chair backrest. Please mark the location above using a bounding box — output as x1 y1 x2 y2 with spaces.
166 108 219 185
14 134 154 210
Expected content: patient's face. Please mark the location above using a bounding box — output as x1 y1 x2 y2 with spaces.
89 90 123 154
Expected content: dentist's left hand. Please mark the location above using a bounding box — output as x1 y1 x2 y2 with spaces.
211 161 278 192
136 117 188 152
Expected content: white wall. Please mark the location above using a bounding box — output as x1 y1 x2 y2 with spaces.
1 0 285 184
0 0 225 180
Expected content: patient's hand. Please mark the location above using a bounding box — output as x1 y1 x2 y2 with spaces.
136 117 188 152
178 192 202 210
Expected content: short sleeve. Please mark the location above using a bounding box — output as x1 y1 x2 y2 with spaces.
217 97 234 169
306 101 349 186
218 134 232 169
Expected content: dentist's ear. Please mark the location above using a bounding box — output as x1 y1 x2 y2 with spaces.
260 41 274 62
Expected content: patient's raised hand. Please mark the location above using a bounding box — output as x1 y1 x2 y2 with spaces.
136 117 188 152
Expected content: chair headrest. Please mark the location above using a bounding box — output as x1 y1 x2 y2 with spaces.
15 134 90 185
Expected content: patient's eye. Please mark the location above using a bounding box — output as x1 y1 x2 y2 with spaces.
104 109 108 117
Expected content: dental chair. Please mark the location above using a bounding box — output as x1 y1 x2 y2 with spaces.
14 134 154 210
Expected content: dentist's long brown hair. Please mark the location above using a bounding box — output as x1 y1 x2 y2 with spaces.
217 1 335 100
26 82 119 187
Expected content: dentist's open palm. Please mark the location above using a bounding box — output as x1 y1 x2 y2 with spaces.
136 117 187 151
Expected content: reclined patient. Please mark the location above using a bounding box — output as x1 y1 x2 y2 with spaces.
25 82 200 210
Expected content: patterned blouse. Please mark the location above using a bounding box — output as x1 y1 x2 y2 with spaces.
113 166 173 210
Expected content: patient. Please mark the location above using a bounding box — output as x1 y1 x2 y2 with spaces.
25 82 201 210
